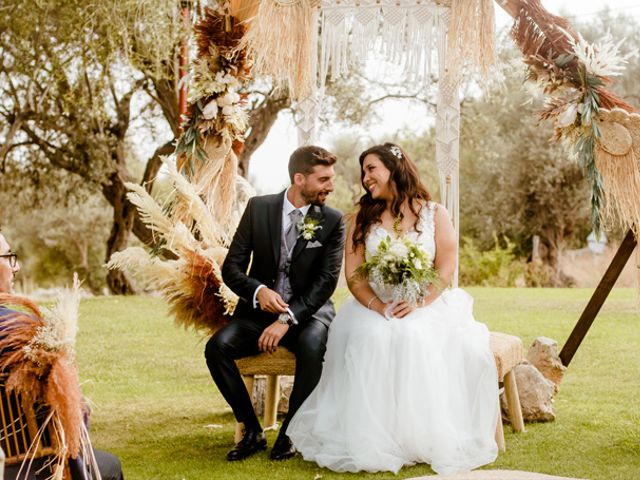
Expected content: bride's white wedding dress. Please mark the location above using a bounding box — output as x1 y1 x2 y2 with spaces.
287 202 499 475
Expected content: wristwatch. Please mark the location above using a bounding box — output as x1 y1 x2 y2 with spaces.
278 312 293 326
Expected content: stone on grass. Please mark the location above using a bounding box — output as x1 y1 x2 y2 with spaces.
527 336 566 391
502 361 556 422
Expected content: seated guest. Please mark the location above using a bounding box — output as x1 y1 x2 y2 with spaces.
0 230 124 480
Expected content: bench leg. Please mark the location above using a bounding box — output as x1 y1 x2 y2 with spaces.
234 375 255 443
495 400 506 452
264 375 280 429
504 369 525 432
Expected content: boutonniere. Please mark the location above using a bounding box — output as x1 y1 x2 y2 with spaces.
297 216 323 241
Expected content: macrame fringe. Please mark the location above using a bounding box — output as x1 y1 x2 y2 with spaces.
239 0 319 101
594 146 640 236
319 3 446 90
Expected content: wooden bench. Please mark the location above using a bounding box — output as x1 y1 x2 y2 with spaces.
234 348 296 442
234 332 525 449
490 332 525 451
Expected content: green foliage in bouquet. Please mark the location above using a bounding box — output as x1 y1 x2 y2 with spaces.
355 234 439 305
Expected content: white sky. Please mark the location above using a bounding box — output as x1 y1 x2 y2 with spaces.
248 0 640 194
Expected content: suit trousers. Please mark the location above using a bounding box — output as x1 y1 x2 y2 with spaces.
205 316 328 434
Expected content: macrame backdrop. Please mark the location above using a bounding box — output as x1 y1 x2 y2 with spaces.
238 0 497 285
309 0 470 285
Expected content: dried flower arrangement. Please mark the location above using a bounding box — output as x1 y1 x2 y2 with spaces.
0 277 99 479
510 0 639 235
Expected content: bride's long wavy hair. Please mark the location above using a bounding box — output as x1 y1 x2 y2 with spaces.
352 143 431 250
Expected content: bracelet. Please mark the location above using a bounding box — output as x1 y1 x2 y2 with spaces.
367 295 379 310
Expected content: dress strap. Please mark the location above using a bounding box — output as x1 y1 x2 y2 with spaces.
416 201 436 238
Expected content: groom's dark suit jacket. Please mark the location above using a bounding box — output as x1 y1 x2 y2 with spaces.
222 191 345 327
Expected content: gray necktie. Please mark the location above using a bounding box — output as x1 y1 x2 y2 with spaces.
285 209 303 251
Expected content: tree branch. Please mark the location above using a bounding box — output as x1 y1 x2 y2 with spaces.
0 113 23 171
238 89 291 177
141 139 175 192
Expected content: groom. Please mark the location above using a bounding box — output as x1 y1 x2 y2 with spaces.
206 146 345 461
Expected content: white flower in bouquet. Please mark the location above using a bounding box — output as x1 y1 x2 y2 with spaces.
356 234 438 310
388 240 409 258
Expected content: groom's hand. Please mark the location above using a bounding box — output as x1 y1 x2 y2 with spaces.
258 322 289 353
257 288 288 314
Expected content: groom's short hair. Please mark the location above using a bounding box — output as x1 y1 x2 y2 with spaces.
288 146 337 182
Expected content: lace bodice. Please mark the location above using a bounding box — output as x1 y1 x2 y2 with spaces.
364 202 437 302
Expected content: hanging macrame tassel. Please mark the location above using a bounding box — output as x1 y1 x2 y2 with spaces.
594 110 640 236
403 5 438 83
319 6 353 89
447 0 496 78
594 147 640 236
239 0 319 101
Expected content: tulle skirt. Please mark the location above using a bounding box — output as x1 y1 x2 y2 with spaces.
287 288 499 475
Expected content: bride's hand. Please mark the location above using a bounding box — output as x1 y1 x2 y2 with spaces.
391 300 415 318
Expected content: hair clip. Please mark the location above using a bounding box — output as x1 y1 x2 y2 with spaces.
389 145 402 159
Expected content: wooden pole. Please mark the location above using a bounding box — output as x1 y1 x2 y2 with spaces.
178 1 191 131
559 229 637 367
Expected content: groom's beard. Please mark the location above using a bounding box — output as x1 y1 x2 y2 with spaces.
302 188 331 206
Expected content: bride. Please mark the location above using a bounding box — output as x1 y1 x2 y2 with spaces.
287 143 499 475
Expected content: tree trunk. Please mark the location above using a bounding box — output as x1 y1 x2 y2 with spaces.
541 230 574 287
103 169 136 294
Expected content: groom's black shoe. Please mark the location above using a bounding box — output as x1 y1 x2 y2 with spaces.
226 429 267 461
270 432 296 460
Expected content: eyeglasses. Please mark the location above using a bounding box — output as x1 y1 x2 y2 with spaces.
0 252 18 268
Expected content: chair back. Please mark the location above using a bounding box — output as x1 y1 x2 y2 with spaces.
0 375 57 467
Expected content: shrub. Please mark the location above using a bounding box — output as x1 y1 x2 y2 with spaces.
459 235 525 287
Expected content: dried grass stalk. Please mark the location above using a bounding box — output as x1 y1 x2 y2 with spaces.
165 158 229 247
212 148 239 233
448 0 497 78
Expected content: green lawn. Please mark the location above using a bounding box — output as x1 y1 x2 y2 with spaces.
76 288 640 480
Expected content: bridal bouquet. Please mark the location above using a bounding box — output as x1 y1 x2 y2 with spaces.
357 234 438 310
